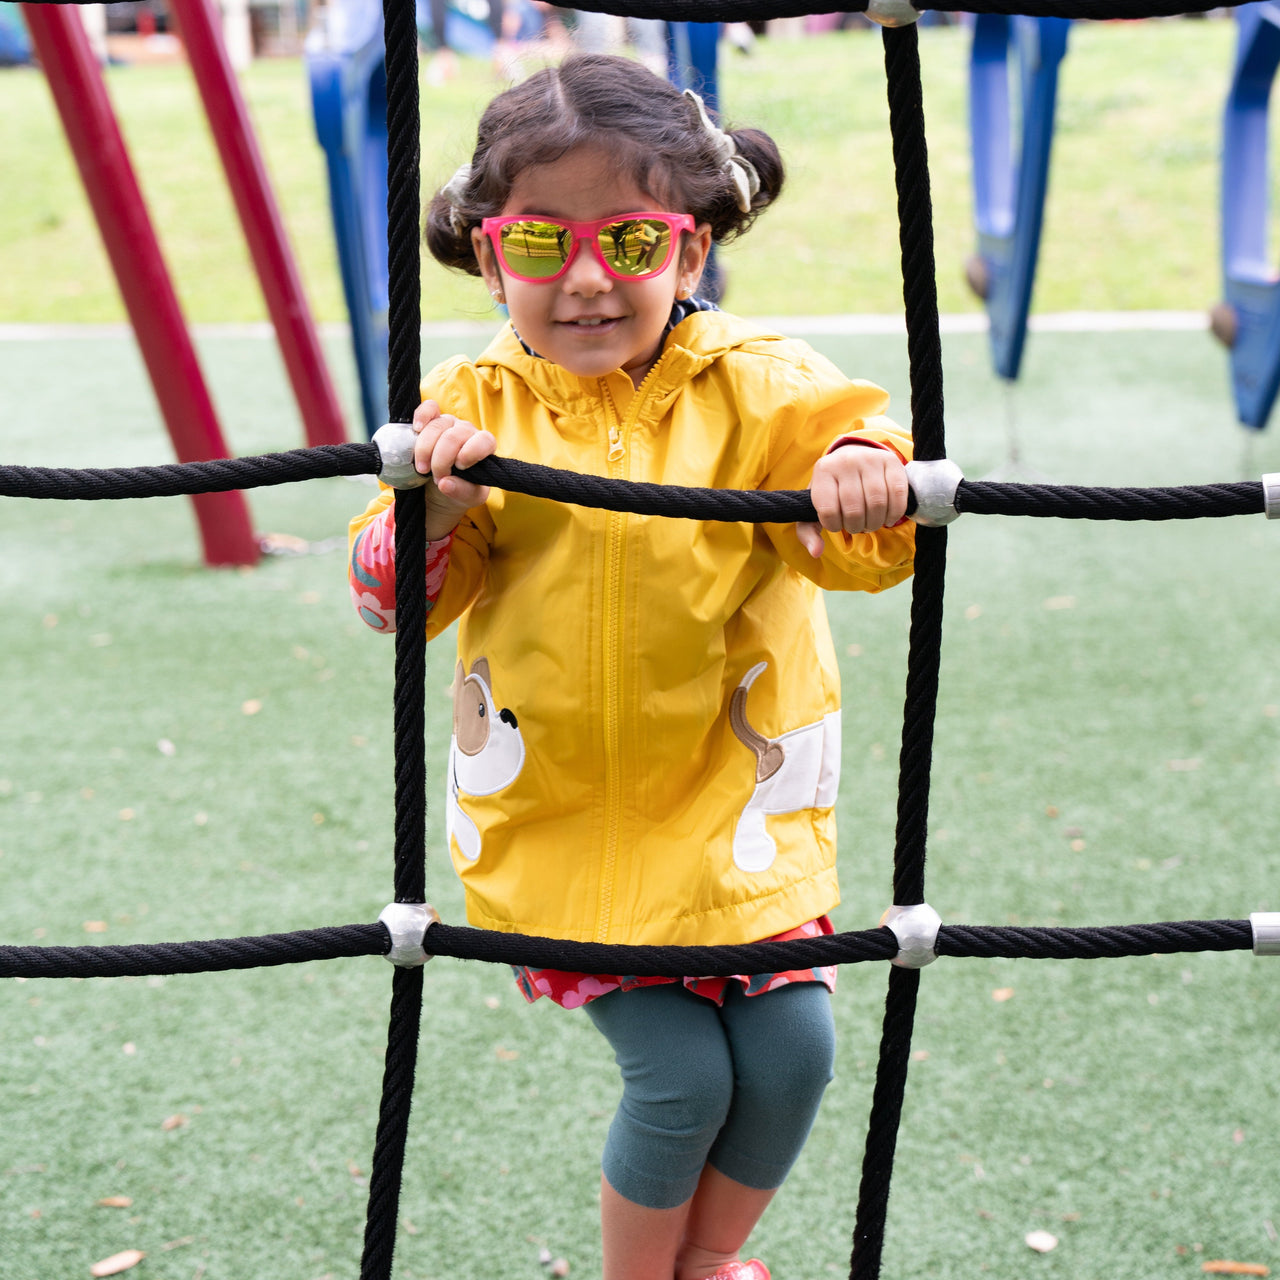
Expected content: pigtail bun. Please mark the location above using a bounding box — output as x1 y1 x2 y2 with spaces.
711 127 785 242
424 185 483 276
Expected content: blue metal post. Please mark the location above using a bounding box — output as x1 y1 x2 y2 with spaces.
1216 1 1280 430
967 14 1070 381
307 0 390 439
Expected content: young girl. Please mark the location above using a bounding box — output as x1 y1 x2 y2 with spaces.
349 54 915 1280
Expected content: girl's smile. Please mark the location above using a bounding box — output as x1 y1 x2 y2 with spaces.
472 145 711 387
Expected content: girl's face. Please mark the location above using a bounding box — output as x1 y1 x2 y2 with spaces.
472 145 712 388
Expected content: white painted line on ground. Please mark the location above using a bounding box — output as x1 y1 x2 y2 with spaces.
0 312 1211 342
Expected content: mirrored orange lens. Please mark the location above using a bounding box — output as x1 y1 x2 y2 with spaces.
596 219 674 277
498 221 574 279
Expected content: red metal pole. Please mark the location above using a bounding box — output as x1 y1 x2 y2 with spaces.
22 3 259 568
170 0 348 448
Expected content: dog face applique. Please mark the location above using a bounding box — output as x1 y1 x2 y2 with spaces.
729 662 841 872
447 657 525 862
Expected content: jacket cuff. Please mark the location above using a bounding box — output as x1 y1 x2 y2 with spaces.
826 434 908 465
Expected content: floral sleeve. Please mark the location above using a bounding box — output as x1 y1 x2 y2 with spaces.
349 501 453 634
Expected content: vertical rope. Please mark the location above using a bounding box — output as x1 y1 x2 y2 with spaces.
361 0 425 1275
883 24 945 466
849 966 920 1280
850 24 948 1280
383 0 423 428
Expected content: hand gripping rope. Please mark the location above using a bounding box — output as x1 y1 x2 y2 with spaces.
0 3 1276 1280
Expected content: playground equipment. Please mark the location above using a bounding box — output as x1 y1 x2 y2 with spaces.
1212 0 1280 431
307 0 389 440
667 22 725 300
20 0 344 566
667 18 719 104
0 0 29 62
965 13 1070 381
5 3 1280 1278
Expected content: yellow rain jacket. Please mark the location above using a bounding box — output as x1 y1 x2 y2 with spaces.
350 310 915 946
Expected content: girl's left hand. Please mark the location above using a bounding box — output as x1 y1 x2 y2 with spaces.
798 444 910 558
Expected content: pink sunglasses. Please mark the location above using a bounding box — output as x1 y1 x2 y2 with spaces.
480 212 696 284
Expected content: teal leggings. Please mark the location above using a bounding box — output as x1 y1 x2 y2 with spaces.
584 981 836 1210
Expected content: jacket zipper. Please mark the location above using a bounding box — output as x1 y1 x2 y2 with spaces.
595 368 663 943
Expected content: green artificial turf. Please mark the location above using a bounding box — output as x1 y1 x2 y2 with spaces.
1 324 1278 1278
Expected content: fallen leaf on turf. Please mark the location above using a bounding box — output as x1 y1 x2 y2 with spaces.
1202 1264 1269 1276
90 1250 145 1277
83 921 108 934
1168 758 1202 772
242 699 263 716
550 1259 570 1277
97 1196 133 1208
1043 596 1076 611
495 1045 518 1061
1025 1231 1058 1253
161 1114 187 1131
992 988 1015 1003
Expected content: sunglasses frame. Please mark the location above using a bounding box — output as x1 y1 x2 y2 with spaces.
480 212 697 284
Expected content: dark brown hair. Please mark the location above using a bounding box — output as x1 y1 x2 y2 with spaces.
424 54 785 276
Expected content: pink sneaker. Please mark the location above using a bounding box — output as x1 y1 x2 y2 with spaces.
703 1263 770 1280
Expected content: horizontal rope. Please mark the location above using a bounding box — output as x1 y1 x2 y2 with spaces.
461 455 1265 523
1 917 1253 979
17 0 1253 19
0 443 381 500
957 480 1263 520
0 445 1264 523
459 454 822 521
0 923 388 979
938 919 1254 958
424 922 901 971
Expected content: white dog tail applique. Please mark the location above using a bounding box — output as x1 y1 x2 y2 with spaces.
729 662 841 873
446 657 525 863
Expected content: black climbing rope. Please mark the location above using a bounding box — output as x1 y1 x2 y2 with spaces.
359 0 429 1274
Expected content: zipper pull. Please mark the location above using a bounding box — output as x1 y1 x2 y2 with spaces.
607 424 625 462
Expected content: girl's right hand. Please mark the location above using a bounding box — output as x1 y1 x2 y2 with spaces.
413 400 495 539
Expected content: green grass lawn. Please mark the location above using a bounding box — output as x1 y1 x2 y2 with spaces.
0 17 1246 324
1 323 1278 1278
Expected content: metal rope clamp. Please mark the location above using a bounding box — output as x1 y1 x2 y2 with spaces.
1263 473 1280 519
378 901 441 966
372 421 429 489
1251 911 1280 956
865 0 921 26
905 458 964 527
880 902 943 968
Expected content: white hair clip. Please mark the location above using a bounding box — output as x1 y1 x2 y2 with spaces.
684 90 761 214
441 163 473 235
